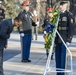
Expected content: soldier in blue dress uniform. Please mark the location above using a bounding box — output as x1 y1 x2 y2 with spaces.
55 1 75 75
42 7 55 59
18 1 36 62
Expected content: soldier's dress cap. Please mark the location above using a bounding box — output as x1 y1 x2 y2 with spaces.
60 1 68 5
21 1 30 6
47 7 54 12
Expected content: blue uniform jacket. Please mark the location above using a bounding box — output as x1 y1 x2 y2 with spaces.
55 11 75 44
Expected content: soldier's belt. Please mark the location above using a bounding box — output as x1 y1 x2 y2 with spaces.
58 27 68 30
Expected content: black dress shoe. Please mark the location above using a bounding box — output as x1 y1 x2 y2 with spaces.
21 59 31 62
27 59 31 62
21 60 28 62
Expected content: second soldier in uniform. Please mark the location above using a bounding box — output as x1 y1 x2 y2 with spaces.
42 7 55 59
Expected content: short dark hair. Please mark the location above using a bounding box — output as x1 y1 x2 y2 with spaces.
14 17 22 22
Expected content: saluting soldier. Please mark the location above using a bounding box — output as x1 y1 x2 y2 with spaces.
18 1 35 62
55 1 75 75
0 1 5 22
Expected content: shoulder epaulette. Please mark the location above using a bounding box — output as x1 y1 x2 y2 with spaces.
69 12 73 16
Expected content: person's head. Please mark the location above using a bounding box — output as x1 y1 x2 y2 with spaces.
60 1 68 12
14 17 22 27
0 1 2 7
47 7 54 17
21 1 30 12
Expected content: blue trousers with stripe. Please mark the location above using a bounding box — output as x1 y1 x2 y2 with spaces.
21 34 32 60
55 43 66 75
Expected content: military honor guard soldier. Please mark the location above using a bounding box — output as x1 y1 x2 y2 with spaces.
55 1 75 75
18 1 36 62
42 7 55 60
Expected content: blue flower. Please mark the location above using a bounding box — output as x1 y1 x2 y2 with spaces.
46 23 55 33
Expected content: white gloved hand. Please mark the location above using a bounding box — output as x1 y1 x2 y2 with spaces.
35 22 39 25
35 22 39 26
66 42 70 46
20 33 24 37
44 31 46 34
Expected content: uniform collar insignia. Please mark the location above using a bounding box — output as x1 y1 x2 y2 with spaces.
25 14 27 18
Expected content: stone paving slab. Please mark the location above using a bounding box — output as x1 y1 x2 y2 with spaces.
22 72 43 75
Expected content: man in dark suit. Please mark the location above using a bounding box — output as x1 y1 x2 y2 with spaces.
0 17 22 75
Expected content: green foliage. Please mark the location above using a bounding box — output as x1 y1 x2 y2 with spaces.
44 10 59 50
2 0 21 19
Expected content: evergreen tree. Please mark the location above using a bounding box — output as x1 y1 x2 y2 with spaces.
2 0 21 18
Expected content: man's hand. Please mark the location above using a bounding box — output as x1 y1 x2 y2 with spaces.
20 33 24 37
35 21 39 26
43 34 46 39
4 45 7 49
